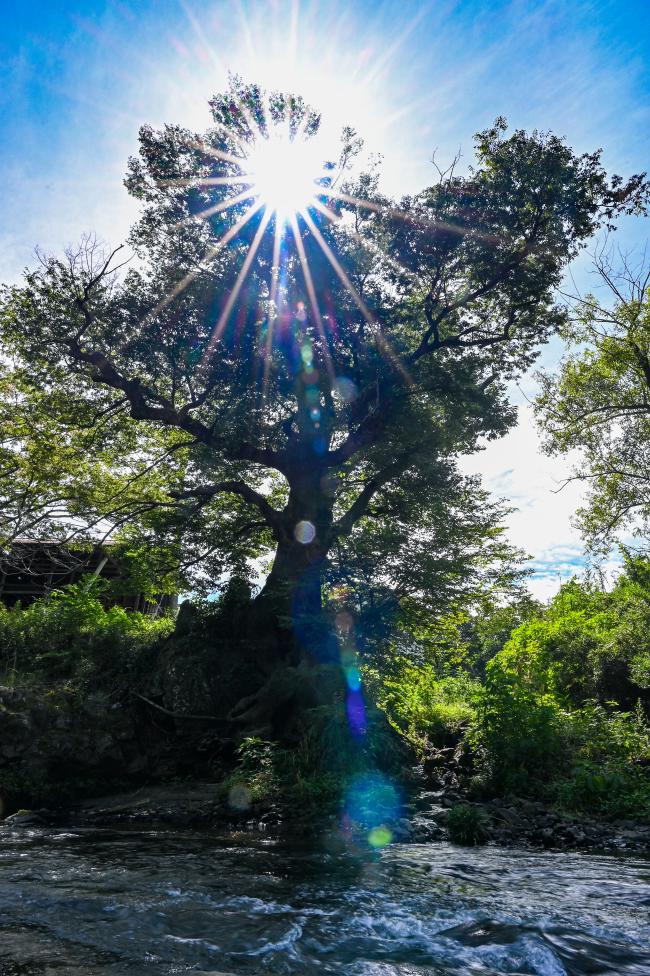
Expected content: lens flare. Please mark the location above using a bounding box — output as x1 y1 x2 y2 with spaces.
345 773 401 831
244 129 325 219
294 520 316 544
346 689 367 736
368 825 393 849
228 783 252 811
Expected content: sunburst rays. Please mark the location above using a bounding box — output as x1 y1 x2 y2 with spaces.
258 217 284 409
141 197 266 327
199 206 273 369
141 80 494 405
299 208 413 387
288 213 336 385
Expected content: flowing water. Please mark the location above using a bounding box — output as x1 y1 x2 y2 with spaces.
0 825 649 975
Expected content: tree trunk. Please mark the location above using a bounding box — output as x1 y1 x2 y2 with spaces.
254 474 336 664
263 537 325 615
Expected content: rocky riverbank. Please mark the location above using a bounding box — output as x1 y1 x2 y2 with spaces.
408 789 650 852
4 776 650 855
2 677 649 855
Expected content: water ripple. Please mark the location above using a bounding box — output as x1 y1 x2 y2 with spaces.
0 827 648 975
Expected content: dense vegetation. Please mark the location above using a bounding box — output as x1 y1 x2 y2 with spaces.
373 558 650 821
0 581 173 685
1 559 649 824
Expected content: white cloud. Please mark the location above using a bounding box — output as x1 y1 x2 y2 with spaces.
460 399 593 601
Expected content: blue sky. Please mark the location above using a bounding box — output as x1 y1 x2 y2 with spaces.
2 0 650 597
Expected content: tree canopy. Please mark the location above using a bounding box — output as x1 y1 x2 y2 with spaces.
1 79 647 656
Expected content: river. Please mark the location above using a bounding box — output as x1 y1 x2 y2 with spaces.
0 826 649 975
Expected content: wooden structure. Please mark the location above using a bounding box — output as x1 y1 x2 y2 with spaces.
0 540 177 614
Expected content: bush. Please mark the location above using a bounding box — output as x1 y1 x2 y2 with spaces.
469 658 570 795
569 701 650 763
556 762 650 821
222 731 347 818
373 660 479 753
0 581 173 684
223 736 280 805
446 804 491 845
555 702 650 820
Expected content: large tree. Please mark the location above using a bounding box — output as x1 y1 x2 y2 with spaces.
1 81 646 660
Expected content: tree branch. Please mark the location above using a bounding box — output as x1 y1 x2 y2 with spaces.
65 337 284 471
169 480 282 531
333 455 412 537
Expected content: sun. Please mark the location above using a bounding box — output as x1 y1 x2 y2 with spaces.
243 129 327 220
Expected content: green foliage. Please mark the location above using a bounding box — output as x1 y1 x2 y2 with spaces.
535 251 650 553
0 580 173 683
570 700 650 762
272 721 349 816
372 660 479 753
326 482 530 663
1 79 648 822
556 763 650 821
446 804 491 845
223 737 280 804
556 702 650 820
222 730 348 817
465 568 650 809
469 658 570 795
349 564 650 825
493 566 650 708
464 594 542 674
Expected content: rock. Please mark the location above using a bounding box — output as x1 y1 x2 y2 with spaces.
534 827 556 846
2 810 43 825
392 817 413 841
414 790 442 802
494 806 522 826
0 684 144 813
565 826 587 844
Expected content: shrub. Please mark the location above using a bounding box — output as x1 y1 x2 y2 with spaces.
569 700 650 763
223 736 280 805
446 804 491 845
373 660 479 753
222 733 343 817
469 658 570 795
555 702 650 820
0 581 173 684
557 763 650 820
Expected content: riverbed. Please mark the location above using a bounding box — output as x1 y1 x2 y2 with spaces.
1 826 649 975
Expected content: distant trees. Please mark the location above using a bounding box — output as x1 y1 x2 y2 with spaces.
536 239 650 554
